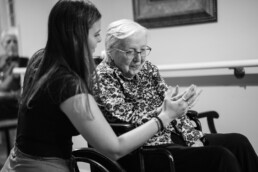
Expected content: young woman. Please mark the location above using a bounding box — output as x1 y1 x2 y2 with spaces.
0 1 195 172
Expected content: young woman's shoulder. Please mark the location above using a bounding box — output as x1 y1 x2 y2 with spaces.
48 66 82 104
52 66 79 86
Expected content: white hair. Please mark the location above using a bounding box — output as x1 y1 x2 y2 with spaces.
105 19 147 52
1 27 18 43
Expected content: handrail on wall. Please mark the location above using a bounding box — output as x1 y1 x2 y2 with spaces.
13 67 26 74
13 59 258 79
13 67 26 87
157 59 258 79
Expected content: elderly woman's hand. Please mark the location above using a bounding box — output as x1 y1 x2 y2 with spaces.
182 85 202 109
171 84 202 109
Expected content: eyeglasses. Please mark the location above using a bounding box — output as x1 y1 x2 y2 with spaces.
113 46 151 59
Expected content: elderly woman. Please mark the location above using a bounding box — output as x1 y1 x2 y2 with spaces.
93 19 258 172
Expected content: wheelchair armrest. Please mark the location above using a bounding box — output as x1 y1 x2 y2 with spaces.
186 110 202 131
72 147 125 172
141 146 174 163
197 111 219 133
110 122 176 171
110 110 204 133
140 146 175 172
110 123 136 136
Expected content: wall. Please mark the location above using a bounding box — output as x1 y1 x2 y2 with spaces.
91 0 258 63
0 0 10 54
14 0 258 157
15 0 57 57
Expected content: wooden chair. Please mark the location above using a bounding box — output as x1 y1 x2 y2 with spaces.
197 111 219 133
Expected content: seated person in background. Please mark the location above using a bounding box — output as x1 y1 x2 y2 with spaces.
0 28 28 120
93 19 258 172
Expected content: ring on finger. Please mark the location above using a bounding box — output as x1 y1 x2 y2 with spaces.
182 97 190 107
182 97 187 102
188 102 192 108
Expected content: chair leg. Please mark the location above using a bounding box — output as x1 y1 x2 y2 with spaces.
139 149 145 172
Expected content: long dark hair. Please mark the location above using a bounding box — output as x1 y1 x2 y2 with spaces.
20 0 101 113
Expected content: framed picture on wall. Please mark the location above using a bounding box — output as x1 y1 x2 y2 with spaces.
132 0 217 28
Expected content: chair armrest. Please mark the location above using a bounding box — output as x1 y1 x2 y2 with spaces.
110 123 136 136
110 111 203 133
197 111 219 133
109 122 176 171
140 146 175 172
0 119 18 130
72 147 125 172
186 110 202 131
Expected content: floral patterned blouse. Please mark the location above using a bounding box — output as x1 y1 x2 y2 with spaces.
93 60 204 146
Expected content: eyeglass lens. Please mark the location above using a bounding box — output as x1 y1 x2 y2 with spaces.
127 48 151 58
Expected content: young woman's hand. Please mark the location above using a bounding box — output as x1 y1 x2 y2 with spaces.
158 87 188 127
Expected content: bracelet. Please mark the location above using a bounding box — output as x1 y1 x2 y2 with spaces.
153 117 161 132
154 116 164 131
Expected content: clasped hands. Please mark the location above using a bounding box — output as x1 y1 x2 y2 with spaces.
158 85 204 147
170 84 202 110
159 84 202 118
